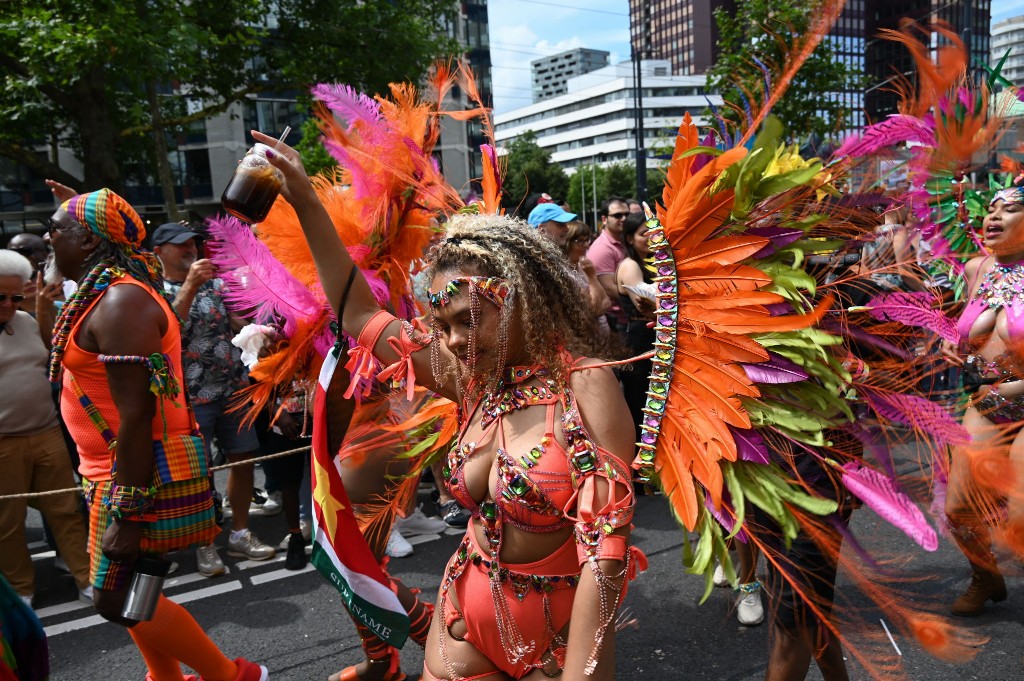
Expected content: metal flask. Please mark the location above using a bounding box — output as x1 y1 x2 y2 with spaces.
121 556 172 621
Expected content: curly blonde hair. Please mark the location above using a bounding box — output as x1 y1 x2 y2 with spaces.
426 212 609 387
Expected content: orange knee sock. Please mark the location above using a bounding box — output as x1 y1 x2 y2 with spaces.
130 595 237 681
129 628 185 681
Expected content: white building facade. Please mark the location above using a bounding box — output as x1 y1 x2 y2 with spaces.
495 60 720 172
992 16 1024 86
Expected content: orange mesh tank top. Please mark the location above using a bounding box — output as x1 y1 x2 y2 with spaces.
61 278 195 480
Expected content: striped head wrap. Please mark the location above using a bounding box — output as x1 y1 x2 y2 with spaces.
61 189 161 281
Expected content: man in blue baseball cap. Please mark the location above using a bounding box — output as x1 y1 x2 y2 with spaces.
527 203 577 249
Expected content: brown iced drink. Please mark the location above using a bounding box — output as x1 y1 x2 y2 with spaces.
221 145 284 223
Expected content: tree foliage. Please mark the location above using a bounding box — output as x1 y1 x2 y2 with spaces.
706 0 863 142
501 131 569 213
567 162 666 226
0 0 458 192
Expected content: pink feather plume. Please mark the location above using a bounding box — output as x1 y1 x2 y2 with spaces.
862 387 970 447
833 114 937 159
858 291 959 343
206 215 328 338
841 463 938 551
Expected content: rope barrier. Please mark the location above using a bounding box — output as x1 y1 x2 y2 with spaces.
0 444 312 501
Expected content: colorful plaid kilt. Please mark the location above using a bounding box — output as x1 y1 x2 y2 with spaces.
84 477 218 591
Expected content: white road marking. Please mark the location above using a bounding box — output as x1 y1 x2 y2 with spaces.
44 614 107 637
34 600 92 619
169 581 243 606
250 564 316 585
235 555 285 570
31 550 56 562
407 533 441 546
165 569 230 590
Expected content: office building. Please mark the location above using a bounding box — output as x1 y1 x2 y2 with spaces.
495 60 720 171
628 0 733 75
531 48 610 102
992 16 1024 87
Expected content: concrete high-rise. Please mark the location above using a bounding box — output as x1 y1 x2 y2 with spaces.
531 48 610 102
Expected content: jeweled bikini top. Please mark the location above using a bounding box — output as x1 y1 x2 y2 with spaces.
442 366 625 534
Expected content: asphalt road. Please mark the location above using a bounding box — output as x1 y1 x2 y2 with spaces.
28 463 1024 680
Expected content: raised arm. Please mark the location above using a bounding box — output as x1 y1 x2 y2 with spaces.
562 362 637 681
255 130 457 400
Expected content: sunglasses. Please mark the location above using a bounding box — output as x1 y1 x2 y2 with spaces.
606 212 629 220
0 294 25 304
46 217 76 236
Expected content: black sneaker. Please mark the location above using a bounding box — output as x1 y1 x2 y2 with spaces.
251 487 268 507
439 500 470 529
285 533 308 571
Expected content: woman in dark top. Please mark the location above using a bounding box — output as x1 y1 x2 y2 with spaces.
614 212 656 442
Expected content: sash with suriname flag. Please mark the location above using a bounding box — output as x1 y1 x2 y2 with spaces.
310 344 409 647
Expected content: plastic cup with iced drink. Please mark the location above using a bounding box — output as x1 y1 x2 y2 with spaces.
221 143 284 224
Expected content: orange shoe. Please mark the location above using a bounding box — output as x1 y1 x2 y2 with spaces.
327 656 405 681
230 659 269 681
145 676 198 681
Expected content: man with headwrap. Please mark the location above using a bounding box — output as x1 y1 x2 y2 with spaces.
46 189 268 681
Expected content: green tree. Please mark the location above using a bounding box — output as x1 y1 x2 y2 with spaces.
295 113 339 179
567 161 667 226
501 131 568 213
0 0 457 196
706 0 862 142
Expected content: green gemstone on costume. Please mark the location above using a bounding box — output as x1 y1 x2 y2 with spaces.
574 453 596 472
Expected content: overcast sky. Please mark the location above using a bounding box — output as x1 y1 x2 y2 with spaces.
488 0 1024 115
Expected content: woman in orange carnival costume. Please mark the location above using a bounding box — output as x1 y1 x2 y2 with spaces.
253 129 644 681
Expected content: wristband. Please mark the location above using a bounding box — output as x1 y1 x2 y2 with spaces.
103 484 157 519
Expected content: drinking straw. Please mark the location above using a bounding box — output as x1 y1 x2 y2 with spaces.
275 126 291 149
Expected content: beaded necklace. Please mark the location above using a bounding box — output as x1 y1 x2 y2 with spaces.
480 366 558 428
49 261 126 382
977 259 1024 311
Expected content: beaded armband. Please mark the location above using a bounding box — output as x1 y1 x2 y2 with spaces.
98 353 181 400
103 483 157 520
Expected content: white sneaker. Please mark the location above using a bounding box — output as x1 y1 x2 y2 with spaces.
196 545 227 577
737 585 764 626
713 560 730 588
385 527 414 558
19 594 32 608
79 585 94 603
261 491 283 516
395 505 448 537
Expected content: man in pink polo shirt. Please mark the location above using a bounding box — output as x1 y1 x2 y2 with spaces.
586 196 630 332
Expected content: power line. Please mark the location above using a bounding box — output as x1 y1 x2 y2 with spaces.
505 0 628 16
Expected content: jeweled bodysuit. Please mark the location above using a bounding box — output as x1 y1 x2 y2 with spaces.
958 258 1024 424
434 366 637 680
